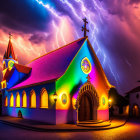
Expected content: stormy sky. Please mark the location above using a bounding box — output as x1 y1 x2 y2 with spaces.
0 0 140 95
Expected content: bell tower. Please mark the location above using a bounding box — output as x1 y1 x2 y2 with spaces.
1 34 18 89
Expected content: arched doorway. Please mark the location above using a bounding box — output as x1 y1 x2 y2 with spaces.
76 81 99 122
78 93 93 121
132 105 139 117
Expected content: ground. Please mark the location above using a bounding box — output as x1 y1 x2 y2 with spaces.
0 119 140 140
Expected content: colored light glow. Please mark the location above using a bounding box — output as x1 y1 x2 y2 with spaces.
22 91 27 107
108 98 112 103
4 96 8 107
81 57 92 74
56 40 110 114
72 97 76 109
30 90 36 108
56 89 70 110
99 95 108 110
8 60 14 70
1 80 6 89
40 89 48 108
16 92 20 107
10 93 14 107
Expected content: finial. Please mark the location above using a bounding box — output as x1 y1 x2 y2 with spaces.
82 18 89 37
86 75 91 82
9 33 12 40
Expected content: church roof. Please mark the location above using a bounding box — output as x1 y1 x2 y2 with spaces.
4 39 17 60
10 37 87 90
125 86 140 95
14 64 32 74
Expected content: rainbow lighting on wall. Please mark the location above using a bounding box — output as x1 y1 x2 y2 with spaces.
1 17 113 124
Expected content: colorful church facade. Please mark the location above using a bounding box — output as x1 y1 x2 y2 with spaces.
1 36 113 124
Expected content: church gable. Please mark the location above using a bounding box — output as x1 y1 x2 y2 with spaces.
55 38 112 112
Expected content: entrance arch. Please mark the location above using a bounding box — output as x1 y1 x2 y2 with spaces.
132 104 139 117
76 81 99 122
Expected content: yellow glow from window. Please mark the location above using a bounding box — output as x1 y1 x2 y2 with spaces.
98 95 108 110
1 80 6 89
56 88 70 110
8 60 14 70
10 94 14 107
16 92 20 107
72 97 76 109
40 89 48 108
22 91 27 107
30 90 36 108
5 96 8 107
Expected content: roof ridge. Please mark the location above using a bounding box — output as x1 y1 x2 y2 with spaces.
26 37 87 65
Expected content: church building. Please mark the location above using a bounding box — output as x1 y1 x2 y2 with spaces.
1 32 113 124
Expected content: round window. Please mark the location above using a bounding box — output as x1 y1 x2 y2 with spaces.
102 97 105 105
62 94 67 104
81 57 92 74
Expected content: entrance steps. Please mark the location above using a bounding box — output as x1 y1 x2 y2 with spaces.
77 120 111 127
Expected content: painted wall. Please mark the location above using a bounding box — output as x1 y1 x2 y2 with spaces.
56 39 110 123
2 82 57 124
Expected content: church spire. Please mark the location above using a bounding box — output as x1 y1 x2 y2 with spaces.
4 33 17 61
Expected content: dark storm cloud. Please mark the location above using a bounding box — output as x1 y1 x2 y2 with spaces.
129 0 140 4
29 33 52 44
0 0 50 33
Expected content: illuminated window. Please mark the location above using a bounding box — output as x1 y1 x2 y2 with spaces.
40 88 48 108
5 96 8 107
16 92 20 107
30 90 36 108
10 93 14 107
8 60 14 70
22 91 27 107
81 57 92 74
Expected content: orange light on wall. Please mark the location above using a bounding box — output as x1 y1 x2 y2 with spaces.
108 98 112 103
22 91 27 107
16 92 20 107
40 89 48 108
5 96 8 107
10 93 14 107
30 90 36 108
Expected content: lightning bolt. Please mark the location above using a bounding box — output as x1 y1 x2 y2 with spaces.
35 0 119 87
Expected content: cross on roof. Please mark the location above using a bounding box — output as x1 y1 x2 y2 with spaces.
82 18 89 37
9 33 12 40
86 75 91 82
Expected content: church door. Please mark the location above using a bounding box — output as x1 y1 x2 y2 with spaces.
78 94 92 121
132 105 139 117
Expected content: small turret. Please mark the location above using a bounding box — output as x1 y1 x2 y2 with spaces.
1 33 18 89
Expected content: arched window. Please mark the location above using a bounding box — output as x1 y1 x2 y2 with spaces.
5 96 8 107
40 88 48 108
30 90 36 108
16 92 20 107
22 91 27 107
10 93 14 107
